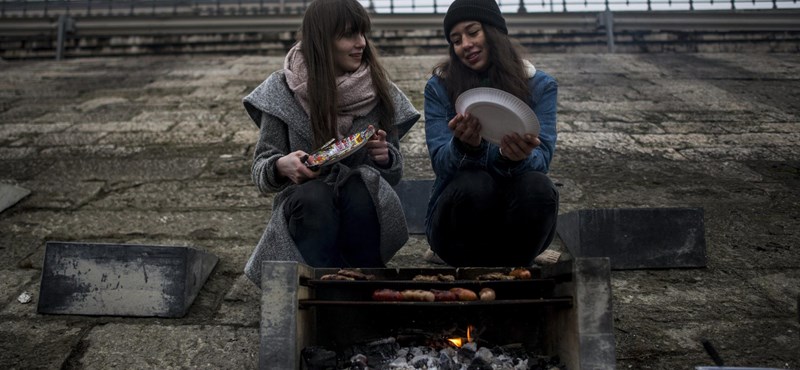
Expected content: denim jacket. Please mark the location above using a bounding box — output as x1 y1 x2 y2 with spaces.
423 70 558 235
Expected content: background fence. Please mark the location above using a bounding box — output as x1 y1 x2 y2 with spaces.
1 0 799 17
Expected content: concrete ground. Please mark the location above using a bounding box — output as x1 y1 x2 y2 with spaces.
0 53 798 369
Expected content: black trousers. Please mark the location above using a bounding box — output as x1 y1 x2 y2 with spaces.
283 176 383 268
428 169 559 267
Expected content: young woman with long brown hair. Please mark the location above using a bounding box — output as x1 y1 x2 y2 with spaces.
242 0 420 285
424 0 559 267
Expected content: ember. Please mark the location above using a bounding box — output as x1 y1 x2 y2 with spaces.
447 325 474 348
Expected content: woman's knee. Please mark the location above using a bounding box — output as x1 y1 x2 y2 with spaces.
517 172 559 203
283 180 336 216
338 176 375 213
443 170 496 205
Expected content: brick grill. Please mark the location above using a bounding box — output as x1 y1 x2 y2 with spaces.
259 259 616 370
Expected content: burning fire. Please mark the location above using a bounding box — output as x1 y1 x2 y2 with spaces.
447 325 475 348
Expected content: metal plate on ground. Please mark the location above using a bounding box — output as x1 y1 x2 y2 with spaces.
556 208 707 270
38 241 218 317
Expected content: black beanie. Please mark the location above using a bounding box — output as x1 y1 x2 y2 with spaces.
443 0 508 42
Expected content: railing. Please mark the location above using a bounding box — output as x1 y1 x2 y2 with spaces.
1 0 798 17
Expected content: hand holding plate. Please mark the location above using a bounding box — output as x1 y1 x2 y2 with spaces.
366 125 390 166
277 151 319 184
455 87 539 145
448 113 482 147
500 133 540 162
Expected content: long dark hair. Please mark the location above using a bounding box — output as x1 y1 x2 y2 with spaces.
300 0 396 147
433 24 530 104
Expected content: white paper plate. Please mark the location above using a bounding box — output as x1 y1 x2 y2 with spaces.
455 87 539 145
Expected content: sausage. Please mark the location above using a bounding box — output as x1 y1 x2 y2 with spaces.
449 287 478 301
412 274 456 282
509 268 532 280
431 289 457 301
477 272 515 281
337 269 374 280
401 289 435 302
372 289 403 301
479 288 496 301
320 274 354 281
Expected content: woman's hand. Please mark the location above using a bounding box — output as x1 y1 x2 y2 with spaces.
366 125 390 166
448 113 482 147
276 151 319 184
499 133 540 161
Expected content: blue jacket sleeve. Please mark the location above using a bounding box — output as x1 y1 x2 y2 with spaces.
424 77 489 181
490 72 558 177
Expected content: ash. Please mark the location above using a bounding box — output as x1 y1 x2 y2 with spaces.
302 337 565 370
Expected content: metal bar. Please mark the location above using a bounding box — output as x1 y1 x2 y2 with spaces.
56 14 66 60
604 10 615 53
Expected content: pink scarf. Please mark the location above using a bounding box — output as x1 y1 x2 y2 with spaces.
284 42 378 138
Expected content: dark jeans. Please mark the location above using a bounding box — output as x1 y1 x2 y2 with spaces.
282 176 383 268
428 169 559 267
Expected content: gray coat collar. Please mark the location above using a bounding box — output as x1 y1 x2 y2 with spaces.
243 70 420 140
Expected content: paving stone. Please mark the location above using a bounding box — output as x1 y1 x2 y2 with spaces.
747 271 800 316
215 274 260 326
45 157 207 182
68 120 171 133
612 268 783 322
0 269 39 308
75 323 258 369
615 318 798 369
0 319 86 370
0 233 44 270
16 179 103 209
38 144 148 158
30 131 108 147
0 210 264 241
0 122 71 137
85 179 268 211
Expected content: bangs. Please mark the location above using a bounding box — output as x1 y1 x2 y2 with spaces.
331 0 371 37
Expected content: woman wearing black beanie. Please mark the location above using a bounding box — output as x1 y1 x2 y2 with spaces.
423 0 559 267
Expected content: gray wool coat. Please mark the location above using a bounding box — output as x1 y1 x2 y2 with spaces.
242 70 421 286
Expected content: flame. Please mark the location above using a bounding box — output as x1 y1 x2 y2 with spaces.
447 325 476 348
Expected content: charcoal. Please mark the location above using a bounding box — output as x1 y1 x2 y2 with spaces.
475 347 494 363
302 346 338 369
410 354 431 368
466 355 493 370
342 337 399 367
438 351 456 370
347 354 369 369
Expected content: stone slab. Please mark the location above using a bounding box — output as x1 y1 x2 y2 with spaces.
0 320 85 369
76 323 258 369
38 241 218 317
0 183 30 213
557 208 707 270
